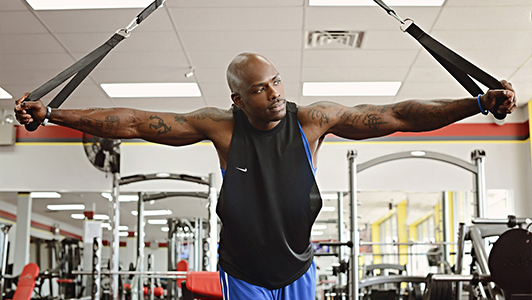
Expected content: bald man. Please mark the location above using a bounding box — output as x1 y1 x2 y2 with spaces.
15 53 517 300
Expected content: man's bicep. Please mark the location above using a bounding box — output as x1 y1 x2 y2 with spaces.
328 104 404 140
137 110 210 146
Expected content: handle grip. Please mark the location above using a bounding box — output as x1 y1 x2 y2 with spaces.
24 108 41 132
492 97 507 120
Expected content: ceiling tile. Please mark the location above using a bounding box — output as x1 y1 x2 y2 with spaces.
305 6 441 31
0 11 48 34
83 51 189 70
303 49 419 67
168 7 303 31
0 33 65 54
0 0 30 11
34 8 173 33
187 50 302 69
0 52 75 70
55 31 182 53
180 30 303 51
429 30 532 51
167 0 303 7
302 67 409 82
434 6 531 30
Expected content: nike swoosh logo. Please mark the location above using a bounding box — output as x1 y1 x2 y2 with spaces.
236 167 248 172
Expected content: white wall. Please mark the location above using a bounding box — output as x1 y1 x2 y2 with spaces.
1 135 531 215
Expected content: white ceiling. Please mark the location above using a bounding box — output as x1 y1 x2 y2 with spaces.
0 0 531 242
0 0 531 113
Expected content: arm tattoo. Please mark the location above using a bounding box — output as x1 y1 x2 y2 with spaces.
64 116 120 136
174 114 186 125
190 108 228 122
149 115 172 135
174 108 229 125
340 111 361 127
362 113 387 129
307 105 331 127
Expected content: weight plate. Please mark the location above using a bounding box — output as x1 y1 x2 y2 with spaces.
488 228 532 294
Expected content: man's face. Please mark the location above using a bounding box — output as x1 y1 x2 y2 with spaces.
232 56 287 130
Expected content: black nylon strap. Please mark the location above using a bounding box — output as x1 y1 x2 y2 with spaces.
23 0 165 132
136 0 164 24
24 33 125 131
405 24 506 119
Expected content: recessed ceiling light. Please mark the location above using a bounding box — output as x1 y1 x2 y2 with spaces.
303 82 401 97
147 219 168 225
118 225 129 231
47 204 85 211
25 0 153 10
309 0 444 6
161 227 170 232
311 231 324 236
131 209 172 216
31 192 61 198
118 232 129 237
101 83 202 98
0 87 12 99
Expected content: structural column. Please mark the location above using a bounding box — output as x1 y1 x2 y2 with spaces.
14 193 32 275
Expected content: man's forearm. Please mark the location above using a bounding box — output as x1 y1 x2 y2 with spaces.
51 108 137 139
393 97 480 132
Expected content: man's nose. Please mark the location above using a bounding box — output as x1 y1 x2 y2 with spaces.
267 85 280 100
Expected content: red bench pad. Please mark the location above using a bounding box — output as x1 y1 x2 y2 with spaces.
13 263 40 300
185 271 222 298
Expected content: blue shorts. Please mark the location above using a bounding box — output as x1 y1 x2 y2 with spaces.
219 261 316 300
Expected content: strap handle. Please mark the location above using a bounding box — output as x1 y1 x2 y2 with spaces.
405 24 506 120
373 0 507 120
23 0 166 131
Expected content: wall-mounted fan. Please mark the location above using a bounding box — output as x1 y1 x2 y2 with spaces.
82 133 121 174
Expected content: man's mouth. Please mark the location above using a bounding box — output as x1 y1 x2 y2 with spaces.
268 99 286 110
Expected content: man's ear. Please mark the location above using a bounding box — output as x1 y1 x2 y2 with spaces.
231 93 244 108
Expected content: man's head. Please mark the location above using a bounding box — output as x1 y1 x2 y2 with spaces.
226 53 287 130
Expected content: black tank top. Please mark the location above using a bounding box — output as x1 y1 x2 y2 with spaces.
216 101 322 289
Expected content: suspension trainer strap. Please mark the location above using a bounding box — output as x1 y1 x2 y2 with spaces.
405 24 506 120
373 0 507 120
23 0 166 132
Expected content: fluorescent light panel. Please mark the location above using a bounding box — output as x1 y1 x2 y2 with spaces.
0 87 12 99
131 209 172 216
101 83 201 98
71 214 109 220
303 82 401 97
101 193 138 202
47 204 85 211
147 219 168 225
25 0 153 10
322 206 336 212
31 192 61 198
309 0 444 6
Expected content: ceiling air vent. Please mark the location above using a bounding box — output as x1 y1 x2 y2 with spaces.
306 30 364 49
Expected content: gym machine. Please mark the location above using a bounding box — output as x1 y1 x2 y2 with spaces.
324 149 511 299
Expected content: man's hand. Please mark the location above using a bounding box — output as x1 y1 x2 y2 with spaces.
480 80 517 115
14 93 48 125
